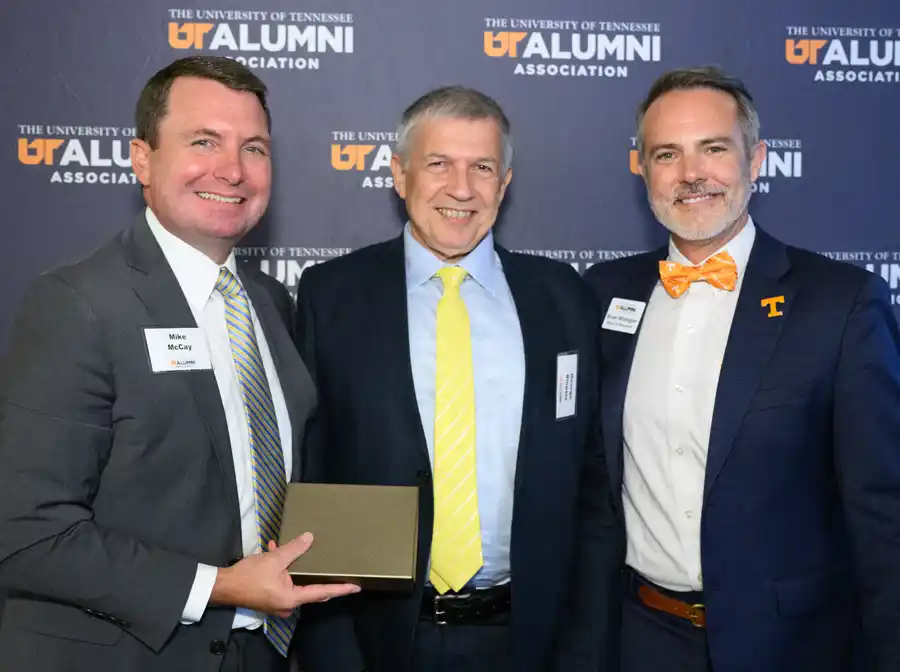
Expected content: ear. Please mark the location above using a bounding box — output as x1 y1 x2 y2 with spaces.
130 139 153 187
749 140 766 183
498 167 513 203
390 154 407 200
636 158 652 192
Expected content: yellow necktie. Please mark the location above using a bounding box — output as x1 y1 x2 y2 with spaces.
429 266 483 594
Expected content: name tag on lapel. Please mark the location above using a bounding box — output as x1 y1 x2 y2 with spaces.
602 298 646 334
144 328 212 373
556 352 578 420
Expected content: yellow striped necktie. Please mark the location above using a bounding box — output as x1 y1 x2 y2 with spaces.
429 266 483 594
215 267 295 656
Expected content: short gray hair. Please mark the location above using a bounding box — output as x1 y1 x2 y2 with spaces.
395 85 513 172
635 66 760 160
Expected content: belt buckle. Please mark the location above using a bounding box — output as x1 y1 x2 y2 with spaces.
432 592 468 626
688 603 705 628
433 594 448 626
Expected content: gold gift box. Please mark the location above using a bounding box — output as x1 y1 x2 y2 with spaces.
279 483 419 592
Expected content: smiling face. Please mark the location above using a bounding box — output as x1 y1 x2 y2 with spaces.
130 76 271 263
391 116 512 262
640 87 765 252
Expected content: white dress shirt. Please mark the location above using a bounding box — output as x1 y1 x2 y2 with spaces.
623 218 756 592
145 208 292 628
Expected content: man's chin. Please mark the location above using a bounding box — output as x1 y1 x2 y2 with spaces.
661 220 733 243
430 236 482 261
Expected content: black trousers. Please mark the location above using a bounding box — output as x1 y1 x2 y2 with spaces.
219 628 288 672
411 612 512 672
620 568 712 672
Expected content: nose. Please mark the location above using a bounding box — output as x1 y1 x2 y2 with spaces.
213 147 243 186
678 151 705 185
445 163 474 201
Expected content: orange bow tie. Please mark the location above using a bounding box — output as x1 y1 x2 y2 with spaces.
659 251 738 299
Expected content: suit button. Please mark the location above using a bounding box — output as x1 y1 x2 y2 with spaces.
228 556 242 567
210 639 227 655
416 469 431 483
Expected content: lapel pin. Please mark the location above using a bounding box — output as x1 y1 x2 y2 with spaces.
760 295 785 318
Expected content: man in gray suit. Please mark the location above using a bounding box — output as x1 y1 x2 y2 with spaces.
0 56 358 671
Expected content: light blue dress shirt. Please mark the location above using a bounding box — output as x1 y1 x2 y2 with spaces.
404 224 525 588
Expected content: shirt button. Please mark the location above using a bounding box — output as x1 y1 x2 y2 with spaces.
675 384 684 393
675 447 684 455
685 510 694 519
698 573 703 584
686 324 694 334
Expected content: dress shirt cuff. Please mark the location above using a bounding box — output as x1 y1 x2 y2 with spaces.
180 563 218 624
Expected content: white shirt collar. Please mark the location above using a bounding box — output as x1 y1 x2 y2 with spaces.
144 206 239 316
668 215 756 279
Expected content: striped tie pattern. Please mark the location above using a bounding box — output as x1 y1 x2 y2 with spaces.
429 266 483 594
215 267 295 656
659 251 738 299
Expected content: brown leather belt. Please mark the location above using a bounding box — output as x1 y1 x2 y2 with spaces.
638 584 706 628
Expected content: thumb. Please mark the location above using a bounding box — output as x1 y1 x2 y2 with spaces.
273 532 314 565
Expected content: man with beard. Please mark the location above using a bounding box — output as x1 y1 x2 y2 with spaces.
583 66 900 672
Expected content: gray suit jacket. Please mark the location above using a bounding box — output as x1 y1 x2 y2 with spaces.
0 215 316 671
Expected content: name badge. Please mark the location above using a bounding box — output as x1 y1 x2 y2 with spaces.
556 351 578 420
602 298 647 334
143 328 212 373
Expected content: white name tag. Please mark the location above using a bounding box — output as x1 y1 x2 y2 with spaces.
556 352 578 420
143 328 212 373
602 298 647 334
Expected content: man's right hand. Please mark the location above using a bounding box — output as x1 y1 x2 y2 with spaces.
210 533 361 617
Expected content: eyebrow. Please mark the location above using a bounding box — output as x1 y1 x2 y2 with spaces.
648 136 736 154
698 136 736 146
244 134 271 148
423 153 498 165
183 128 271 148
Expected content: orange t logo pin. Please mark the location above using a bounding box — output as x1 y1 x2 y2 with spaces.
761 296 785 318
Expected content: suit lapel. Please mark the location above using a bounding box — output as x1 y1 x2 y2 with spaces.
367 237 429 461
600 248 667 496
122 216 241 529
703 229 791 501
240 267 315 482
497 250 548 493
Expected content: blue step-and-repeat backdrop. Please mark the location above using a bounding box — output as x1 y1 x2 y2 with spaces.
2 0 900 624
3 1 900 338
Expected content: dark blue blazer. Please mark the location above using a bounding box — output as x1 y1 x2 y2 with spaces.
583 227 900 672
293 235 623 672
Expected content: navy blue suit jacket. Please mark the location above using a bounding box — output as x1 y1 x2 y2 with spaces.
583 227 900 672
293 235 623 672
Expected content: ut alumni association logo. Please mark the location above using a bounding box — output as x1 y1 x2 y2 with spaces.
330 131 396 188
17 125 137 185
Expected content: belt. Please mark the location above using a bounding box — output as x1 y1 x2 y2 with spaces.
628 569 706 628
420 583 511 626
638 585 706 627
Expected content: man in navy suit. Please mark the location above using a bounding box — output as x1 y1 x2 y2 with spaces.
584 66 900 672
292 86 622 672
